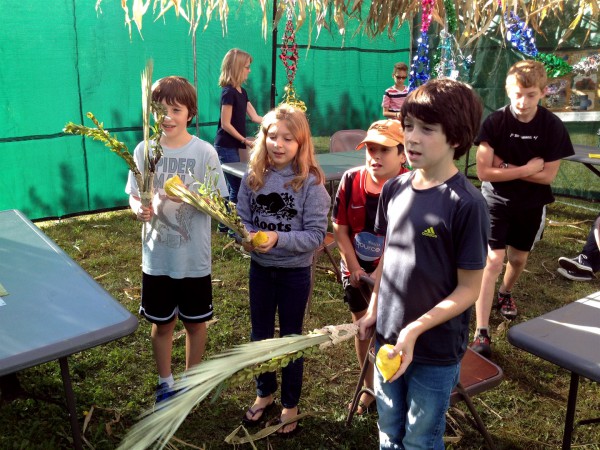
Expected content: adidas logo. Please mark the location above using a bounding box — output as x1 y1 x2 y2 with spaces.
422 227 437 238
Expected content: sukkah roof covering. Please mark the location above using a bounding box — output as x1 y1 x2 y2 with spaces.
98 1 599 47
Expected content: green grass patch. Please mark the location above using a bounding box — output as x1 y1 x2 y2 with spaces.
1 197 600 449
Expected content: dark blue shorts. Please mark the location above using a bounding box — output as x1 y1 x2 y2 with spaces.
488 204 546 252
140 273 213 325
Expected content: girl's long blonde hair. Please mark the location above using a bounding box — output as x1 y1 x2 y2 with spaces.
218 48 252 88
246 104 325 192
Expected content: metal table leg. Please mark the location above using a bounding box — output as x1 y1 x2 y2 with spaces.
562 372 579 450
59 357 83 450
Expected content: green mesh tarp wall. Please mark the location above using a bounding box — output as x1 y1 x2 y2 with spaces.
0 1 410 220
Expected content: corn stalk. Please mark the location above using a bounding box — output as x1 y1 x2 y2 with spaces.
117 324 358 450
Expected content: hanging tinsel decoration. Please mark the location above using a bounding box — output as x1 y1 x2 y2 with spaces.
504 10 538 57
432 31 456 79
279 1 306 111
432 31 473 80
572 54 600 76
534 53 573 78
443 0 457 34
409 0 435 91
431 1 473 81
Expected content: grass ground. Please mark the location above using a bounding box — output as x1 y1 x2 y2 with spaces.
1 146 600 449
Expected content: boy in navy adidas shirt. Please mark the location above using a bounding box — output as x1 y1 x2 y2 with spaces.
358 79 489 449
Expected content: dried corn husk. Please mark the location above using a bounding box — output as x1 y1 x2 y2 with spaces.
97 0 599 46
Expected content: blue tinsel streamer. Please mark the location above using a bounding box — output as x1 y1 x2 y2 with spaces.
409 32 430 91
505 11 538 57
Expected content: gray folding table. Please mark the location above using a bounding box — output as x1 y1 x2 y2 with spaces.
0 209 138 449
221 149 366 182
508 291 600 449
564 144 600 178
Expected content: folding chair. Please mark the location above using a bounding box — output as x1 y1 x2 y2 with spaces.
449 348 503 449
327 129 367 194
346 345 503 450
329 129 368 153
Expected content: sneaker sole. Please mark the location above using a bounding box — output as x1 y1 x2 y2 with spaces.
558 257 594 275
557 267 593 281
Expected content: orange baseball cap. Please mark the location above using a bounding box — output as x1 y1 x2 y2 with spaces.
356 119 404 149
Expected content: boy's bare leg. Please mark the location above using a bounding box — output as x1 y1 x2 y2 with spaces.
151 321 177 378
475 248 506 329
184 321 207 369
499 246 529 293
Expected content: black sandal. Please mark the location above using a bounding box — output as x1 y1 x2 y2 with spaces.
241 400 276 426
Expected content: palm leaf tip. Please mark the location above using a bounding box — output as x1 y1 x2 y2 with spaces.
118 324 357 449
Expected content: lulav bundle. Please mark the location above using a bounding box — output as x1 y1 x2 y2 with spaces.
164 172 268 246
63 60 166 210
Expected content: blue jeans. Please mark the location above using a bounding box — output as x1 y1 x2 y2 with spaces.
249 261 310 408
374 340 460 449
215 145 241 204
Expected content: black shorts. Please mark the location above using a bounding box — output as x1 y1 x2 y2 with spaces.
342 276 371 313
488 204 546 252
140 273 213 325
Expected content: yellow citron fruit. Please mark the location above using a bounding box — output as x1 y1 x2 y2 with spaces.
376 344 401 382
251 231 268 246
164 174 184 197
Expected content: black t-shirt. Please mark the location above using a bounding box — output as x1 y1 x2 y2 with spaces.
476 105 574 209
214 86 248 148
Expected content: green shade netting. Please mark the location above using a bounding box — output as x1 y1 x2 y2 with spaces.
1 2 598 220
0 1 409 219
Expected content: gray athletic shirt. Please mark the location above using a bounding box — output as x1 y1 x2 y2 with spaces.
237 165 330 268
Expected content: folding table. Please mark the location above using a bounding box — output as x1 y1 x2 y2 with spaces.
564 144 600 178
0 209 138 449
508 291 600 449
221 149 366 182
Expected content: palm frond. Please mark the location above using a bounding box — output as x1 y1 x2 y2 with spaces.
117 324 358 450
63 113 138 175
